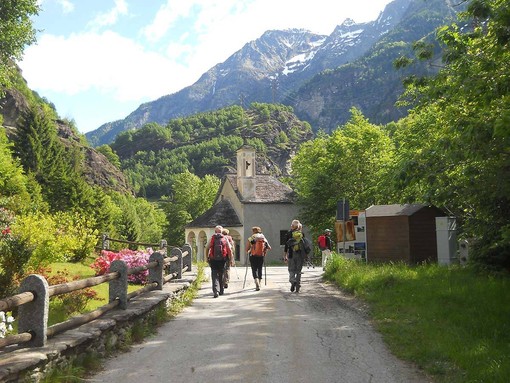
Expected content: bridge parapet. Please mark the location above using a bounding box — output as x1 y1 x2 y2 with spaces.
0 244 196 382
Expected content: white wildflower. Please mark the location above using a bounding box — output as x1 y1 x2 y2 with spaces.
0 311 15 338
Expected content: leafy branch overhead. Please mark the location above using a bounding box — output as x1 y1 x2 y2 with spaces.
0 0 39 93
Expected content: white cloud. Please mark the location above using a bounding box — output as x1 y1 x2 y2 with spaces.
145 0 393 84
20 31 192 102
23 0 394 113
37 0 74 13
142 1 195 43
57 0 74 14
23 0 394 133
88 0 128 29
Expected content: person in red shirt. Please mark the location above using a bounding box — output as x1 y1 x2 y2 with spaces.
318 229 333 270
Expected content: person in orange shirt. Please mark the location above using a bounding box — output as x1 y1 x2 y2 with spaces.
246 226 270 291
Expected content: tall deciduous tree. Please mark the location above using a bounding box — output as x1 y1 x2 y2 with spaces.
291 108 394 232
392 0 510 268
0 129 31 212
0 0 39 91
161 171 220 245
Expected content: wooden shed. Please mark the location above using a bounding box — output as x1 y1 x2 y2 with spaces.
365 204 446 264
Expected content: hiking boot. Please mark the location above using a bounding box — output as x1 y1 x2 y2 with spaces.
290 282 296 292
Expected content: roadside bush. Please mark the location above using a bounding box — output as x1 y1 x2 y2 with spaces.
52 212 99 262
11 211 98 268
0 235 33 296
0 207 33 296
0 210 99 296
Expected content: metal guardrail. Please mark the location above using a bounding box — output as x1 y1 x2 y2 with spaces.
0 244 192 350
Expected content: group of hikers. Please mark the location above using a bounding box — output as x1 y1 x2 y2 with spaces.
206 220 334 298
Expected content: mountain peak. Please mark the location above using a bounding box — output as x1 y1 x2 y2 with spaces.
86 0 459 147
341 18 357 27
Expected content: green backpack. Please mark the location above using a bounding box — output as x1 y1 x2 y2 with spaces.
287 231 303 252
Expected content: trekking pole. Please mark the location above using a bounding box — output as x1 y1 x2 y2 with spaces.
264 257 267 286
233 261 240 279
243 252 250 289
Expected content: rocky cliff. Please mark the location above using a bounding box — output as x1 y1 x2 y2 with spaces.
0 87 133 195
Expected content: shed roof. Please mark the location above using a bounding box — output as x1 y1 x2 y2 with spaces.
185 199 242 228
365 204 435 217
225 174 296 203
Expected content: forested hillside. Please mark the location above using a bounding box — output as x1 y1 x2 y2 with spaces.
112 103 313 199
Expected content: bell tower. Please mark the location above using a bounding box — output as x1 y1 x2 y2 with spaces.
236 145 256 199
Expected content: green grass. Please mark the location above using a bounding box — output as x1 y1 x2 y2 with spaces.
324 255 510 383
47 260 144 325
167 261 205 318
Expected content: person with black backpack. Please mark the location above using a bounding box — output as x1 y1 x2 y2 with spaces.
207 225 232 298
283 219 309 293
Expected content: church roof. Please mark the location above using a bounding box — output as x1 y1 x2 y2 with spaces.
186 172 296 230
185 198 242 229
225 174 296 203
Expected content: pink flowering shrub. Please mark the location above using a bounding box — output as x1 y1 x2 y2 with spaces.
91 248 154 284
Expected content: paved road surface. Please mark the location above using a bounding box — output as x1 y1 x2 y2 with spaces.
87 266 430 383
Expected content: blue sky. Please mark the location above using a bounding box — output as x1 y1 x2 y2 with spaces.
19 0 393 134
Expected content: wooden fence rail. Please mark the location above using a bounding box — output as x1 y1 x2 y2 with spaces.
100 234 168 250
0 243 192 351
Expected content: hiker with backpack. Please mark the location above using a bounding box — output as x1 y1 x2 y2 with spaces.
246 226 271 291
283 219 310 293
207 225 233 298
318 229 333 270
221 228 235 289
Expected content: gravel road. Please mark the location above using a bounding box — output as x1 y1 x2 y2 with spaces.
86 266 431 383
